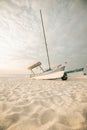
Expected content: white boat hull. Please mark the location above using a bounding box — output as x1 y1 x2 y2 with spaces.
31 70 64 80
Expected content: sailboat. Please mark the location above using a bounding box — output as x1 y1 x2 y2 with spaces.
28 10 67 80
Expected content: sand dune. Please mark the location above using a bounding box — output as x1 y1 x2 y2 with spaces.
0 72 87 130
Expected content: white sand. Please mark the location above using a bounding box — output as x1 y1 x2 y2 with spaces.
0 72 87 130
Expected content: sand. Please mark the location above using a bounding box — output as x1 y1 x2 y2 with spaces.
0 72 87 130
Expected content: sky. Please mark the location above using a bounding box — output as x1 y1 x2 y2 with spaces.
0 0 87 74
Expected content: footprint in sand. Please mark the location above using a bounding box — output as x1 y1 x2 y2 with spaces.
1 113 20 130
83 107 87 123
48 123 72 130
58 112 85 130
80 94 87 103
75 108 87 130
40 109 56 125
0 103 8 112
9 106 23 113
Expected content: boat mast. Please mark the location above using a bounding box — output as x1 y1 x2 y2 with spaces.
40 10 51 70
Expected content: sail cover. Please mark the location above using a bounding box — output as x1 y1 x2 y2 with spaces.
28 62 41 70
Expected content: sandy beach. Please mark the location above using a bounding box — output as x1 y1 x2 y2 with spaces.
0 72 87 130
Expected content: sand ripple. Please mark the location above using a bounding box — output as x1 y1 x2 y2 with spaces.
0 73 87 130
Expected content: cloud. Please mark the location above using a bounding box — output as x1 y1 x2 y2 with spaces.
0 0 87 73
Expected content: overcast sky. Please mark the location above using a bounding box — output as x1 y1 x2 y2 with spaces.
0 0 87 74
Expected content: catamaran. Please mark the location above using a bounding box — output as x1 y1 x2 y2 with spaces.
28 10 67 80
